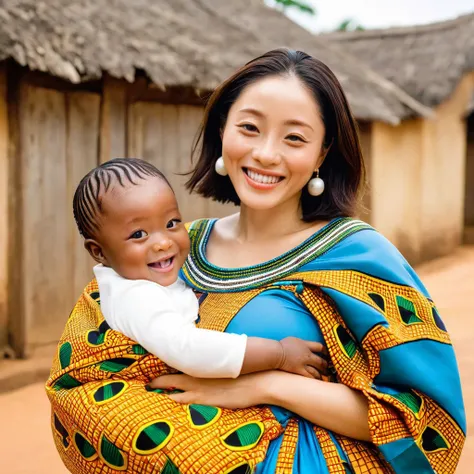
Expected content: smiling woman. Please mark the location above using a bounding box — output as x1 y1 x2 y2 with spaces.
47 49 465 474
222 75 325 209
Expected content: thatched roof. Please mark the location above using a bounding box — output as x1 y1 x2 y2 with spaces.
0 0 430 123
211 0 431 124
325 13 474 108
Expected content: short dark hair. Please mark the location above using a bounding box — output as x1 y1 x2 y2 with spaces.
186 48 366 221
73 158 171 240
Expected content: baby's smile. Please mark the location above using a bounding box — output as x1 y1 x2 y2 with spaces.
148 255 175 273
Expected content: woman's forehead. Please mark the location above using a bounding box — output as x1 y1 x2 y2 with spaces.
230 75 321 120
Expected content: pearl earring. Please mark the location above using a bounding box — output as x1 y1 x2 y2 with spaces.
308 170 325 196
215 156 228 176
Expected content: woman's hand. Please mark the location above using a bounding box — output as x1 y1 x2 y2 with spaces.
149 370 371 441
148 372 275 409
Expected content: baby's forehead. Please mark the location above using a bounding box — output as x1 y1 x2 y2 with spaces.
104 180 138 197
99 177 177 217
97 180 140 210
100 175 164 199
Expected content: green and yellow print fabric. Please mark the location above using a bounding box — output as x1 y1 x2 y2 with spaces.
46 280 282 474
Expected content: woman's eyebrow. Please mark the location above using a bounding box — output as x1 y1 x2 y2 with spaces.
238 107 264 117
284 119 314 131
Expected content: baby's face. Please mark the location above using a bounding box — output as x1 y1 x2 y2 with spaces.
96 177 190 286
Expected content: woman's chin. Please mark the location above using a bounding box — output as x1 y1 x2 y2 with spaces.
239 195 283 212
237 188 300 214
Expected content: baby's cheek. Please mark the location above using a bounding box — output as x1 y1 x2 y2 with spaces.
115 250 149 279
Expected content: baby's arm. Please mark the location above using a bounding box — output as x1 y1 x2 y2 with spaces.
242 337 326 379
103 280 325 379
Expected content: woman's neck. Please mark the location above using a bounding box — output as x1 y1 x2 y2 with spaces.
236 199 311 243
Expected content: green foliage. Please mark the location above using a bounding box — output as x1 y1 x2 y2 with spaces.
337 18 365 31
273 0 315 15
267 1 366 32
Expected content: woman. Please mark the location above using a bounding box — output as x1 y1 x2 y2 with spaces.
47 49 465 473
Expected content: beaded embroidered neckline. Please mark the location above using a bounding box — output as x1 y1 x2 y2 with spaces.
182 217 372 292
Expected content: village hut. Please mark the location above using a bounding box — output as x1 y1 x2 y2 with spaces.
327 13 474 258
0 0 428 357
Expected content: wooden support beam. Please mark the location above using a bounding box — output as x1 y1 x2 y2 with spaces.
6 68 26 357
0 66 8 354
99 75 127 163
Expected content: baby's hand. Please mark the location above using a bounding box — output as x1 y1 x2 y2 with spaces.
278 337 328 379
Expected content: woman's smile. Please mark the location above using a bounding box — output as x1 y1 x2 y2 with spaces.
243 167 284 189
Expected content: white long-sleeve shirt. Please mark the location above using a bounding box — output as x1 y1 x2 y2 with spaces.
94 265 247 378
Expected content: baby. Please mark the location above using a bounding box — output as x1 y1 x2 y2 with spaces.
73 158 323 379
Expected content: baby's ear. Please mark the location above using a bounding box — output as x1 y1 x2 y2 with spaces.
84 239 108 265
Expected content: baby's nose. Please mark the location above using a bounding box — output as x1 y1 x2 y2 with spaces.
152 238 172 252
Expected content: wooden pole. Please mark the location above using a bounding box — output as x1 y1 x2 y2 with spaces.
0 66 9 354
99 75 127 163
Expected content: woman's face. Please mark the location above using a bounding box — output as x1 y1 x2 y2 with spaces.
222 74 326 213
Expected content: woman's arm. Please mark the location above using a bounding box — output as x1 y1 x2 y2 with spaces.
262 370 371 441
148 370 371 442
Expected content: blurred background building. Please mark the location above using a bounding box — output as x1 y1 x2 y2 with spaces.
0 0 473 358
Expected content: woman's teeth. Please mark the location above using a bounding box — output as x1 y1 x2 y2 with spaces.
246 169 281 184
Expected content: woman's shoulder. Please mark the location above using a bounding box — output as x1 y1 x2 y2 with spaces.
307 221 428 292
299 217 407 270
333 223 407 262
301 217 400 257
299 217 378 262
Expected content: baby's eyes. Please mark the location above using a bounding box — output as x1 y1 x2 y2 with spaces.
128 220 181 238
129 230 147 240
167 219 182 229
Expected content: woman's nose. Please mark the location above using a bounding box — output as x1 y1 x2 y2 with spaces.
152 237 173 253
252 140 281 167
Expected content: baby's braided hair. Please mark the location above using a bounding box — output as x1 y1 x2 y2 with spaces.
73 158 171 240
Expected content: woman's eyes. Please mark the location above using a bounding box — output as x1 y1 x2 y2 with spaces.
239 123 258 133
166 219 182 229
129 230 147 240
239 124 306 143
286 134 306 143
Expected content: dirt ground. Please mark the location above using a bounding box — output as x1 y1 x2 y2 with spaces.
0 246 473 473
